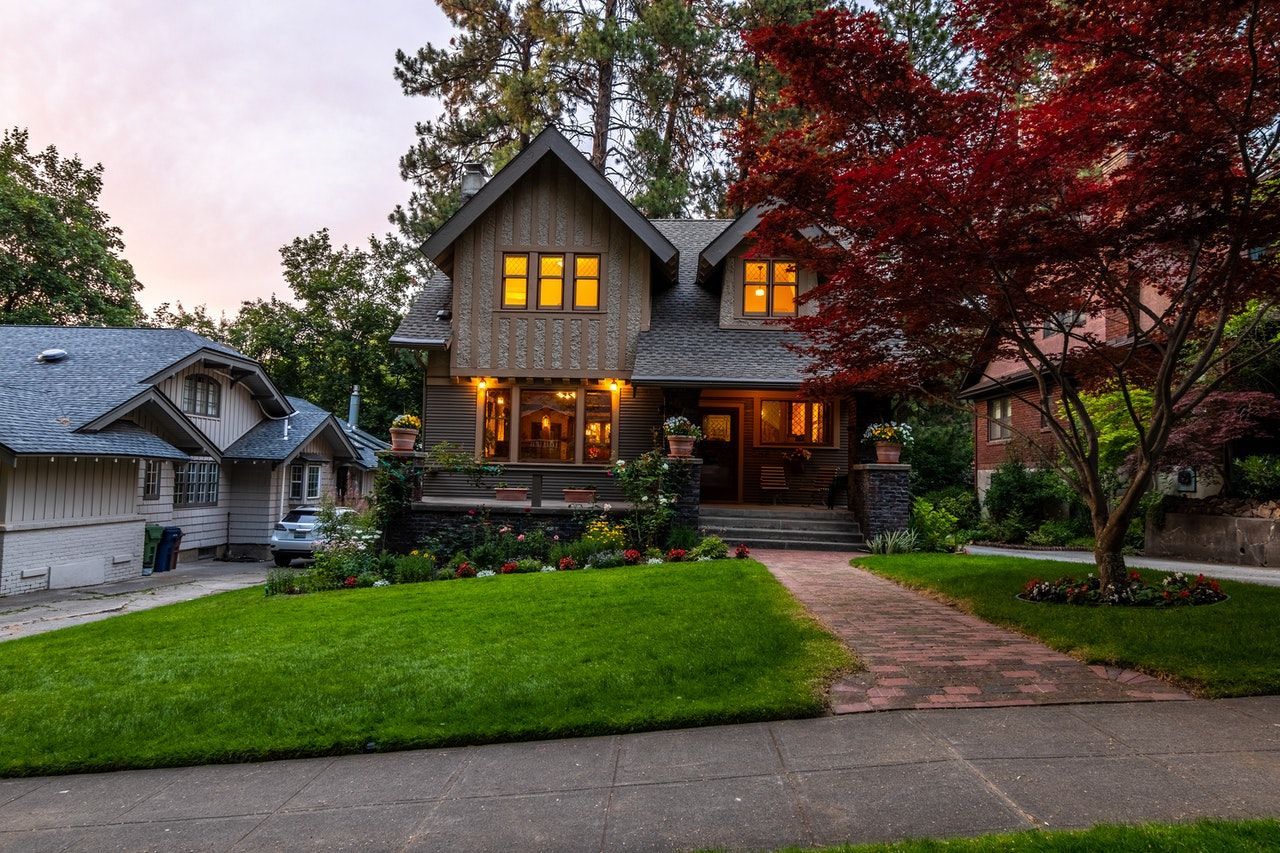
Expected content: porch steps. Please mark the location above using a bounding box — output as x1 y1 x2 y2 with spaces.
699 506 866 552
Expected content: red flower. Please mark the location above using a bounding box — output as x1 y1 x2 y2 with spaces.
344 576 358 587
501 561 518 574
455 562 476 578
623 549 642 565
1180 589 1191 599
735 544 751 558
467 509 476 516
666 548 687 562
558 556 577 571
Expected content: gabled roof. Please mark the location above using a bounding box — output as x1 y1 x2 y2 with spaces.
339 419 390 469
0 326 274 459
697 204 765 282
631 220 811 388
419 127 678 277
223 397 362 467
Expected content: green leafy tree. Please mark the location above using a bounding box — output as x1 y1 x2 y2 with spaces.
0 128 142 326
871 0 966 90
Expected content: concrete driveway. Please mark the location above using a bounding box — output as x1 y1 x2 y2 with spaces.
964 545 1280 588
0 561 269 642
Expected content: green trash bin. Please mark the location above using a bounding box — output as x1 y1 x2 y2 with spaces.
143 524 164 573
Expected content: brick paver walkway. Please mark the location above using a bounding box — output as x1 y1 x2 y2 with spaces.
758 550 1189 713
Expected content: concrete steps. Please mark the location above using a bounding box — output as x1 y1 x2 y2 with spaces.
699 506 866 552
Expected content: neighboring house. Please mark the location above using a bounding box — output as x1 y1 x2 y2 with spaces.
0 326 370 596
391 128 893 512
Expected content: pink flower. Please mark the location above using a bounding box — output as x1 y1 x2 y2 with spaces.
553 534 560 541
517 533 526 542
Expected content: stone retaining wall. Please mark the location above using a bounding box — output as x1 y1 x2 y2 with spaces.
1145 512 1280 567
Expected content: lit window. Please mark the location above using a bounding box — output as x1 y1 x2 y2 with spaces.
182 375 221 417
174 460 220 506
142 460 161 500
519 389 577 462
988 397 1013 441
483 387 511 461
538 254 564 309
760 400 829 445
743 260 798 317
583 389 612 463
574 255 600 310
502 254 528 308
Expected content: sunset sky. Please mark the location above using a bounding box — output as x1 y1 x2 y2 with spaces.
1 1 451 315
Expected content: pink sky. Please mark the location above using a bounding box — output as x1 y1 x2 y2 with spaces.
0 0 450 315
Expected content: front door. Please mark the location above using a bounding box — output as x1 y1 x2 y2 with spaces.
699 408 740 502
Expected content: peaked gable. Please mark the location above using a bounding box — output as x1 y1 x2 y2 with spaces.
421 127 678 277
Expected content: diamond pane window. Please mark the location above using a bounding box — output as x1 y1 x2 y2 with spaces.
502 254 528 308
538 254 564 309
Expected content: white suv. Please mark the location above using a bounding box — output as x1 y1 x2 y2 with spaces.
269 506 353 567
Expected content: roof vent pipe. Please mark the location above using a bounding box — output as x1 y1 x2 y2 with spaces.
36 348 68 363
347 385 360 430
460 163 488 202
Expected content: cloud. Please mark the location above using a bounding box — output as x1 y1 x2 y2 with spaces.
0 0 449 313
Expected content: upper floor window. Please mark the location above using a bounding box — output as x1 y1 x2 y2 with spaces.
988 396 1013 442
743 260 798 317
1043 310 1084 338
760 399 830 446
182 375 221 418
502 252 601 311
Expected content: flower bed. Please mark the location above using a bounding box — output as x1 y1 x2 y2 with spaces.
1020 571 1228 607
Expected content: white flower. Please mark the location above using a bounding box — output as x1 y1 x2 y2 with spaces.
661 462 669 471
602 503 612 511
540 565 556 573
477 570 496 578
647 557 663 565
373 579 391 587
697 556 712 562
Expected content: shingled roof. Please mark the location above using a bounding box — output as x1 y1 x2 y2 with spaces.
631 219 809 388
0 326 248 458
390 271 453 348
224 396 361 466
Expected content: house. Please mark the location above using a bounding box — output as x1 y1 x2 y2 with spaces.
390 128 907 546
0 326 373 596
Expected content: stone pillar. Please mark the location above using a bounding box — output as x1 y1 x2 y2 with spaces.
850 463 911 538
669 457 702 530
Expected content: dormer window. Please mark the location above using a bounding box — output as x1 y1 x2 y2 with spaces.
743 260 797 317
501 252 602 311
182 375 221 418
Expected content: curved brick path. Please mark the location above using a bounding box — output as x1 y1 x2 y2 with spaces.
757 550 1189 713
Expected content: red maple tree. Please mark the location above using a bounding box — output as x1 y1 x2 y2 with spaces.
735 1 1280 583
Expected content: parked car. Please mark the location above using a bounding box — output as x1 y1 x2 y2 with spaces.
269 506 354 567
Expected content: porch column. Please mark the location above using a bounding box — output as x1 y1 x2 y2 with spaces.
850 463 911 538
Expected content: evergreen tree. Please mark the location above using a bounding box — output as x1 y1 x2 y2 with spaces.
0 128 143 326
872 0 965 90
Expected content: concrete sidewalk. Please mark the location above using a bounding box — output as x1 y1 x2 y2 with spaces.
0 698 1277 852
964 545 1280 588
0 561 269 642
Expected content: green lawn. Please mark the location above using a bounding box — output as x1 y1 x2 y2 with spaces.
856 553 1280 698
769 819 1280 852
0 559 851 777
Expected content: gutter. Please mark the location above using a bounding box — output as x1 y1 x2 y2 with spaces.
629 374 803 390
388 335 449 348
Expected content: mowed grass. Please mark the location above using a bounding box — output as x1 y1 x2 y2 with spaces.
768 818 1280 852
856 553 1280 698
0 560 852 777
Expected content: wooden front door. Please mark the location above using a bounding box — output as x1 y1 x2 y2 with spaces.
699 408 740 502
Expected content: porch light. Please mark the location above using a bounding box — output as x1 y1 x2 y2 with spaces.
609 380 619 392
477 379 487 391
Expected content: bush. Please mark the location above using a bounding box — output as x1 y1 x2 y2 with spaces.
1026 519 1082 547
514 557 543 573
984 461 1070 524
868 529 918 554
1236 454 1280 499
973 511 1033 544
393 552 436 584
689 535 729 560
581 518 626 553
515 529 552 561
910 498 959 552
264 568 301 596
587 549 626 568
355 572 379 588
550 539 595 569
921 486 980 530
666 524 700 551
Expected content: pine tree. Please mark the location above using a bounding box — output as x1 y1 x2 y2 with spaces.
872 0 965 90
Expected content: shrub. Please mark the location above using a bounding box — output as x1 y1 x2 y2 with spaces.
734 543 751 559
558 556 578 571
500 560 519 574
514 558 542 573
393 551 436 584
921 485 980 530
623 548 643 565
972 511 1034 544
515 529 552 560
643 547 664 560
1026 519 1082 547
550 539 594 569
984 461 1070 524
581 518 626 553
355 572 379 588
1236 454 1280 499
469 539 505 572
264 568 301 596
868 529 918 554
666 524 700 551
910 498 959 552
689 535 729 560
1022 571 1226 607
587 549 625 568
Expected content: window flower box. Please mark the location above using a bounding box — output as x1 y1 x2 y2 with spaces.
562 487 597 504
494 486 529 501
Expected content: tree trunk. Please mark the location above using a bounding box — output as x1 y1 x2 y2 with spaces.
1093 517 1128 587
590 0 617 171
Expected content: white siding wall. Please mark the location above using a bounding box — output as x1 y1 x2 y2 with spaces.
3 457 137 523
132 457 231 558
155 364 265 450
227 462 275 548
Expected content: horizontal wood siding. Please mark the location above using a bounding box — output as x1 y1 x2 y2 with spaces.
619 385 663 459
227 463 274 544
3 457 137 524
423 383 477 452
451 156 650 379
156 364 264 450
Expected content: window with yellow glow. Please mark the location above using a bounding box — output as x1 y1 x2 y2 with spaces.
538 254 564 309
574 255 600 309
519 389 577 462
760 399 830 446
482 387 511 460
583 389 612 462
742 259 799 317
502 254 528 308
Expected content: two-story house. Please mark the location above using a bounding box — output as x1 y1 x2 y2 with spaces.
0 326 379 596
391 128 905 546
